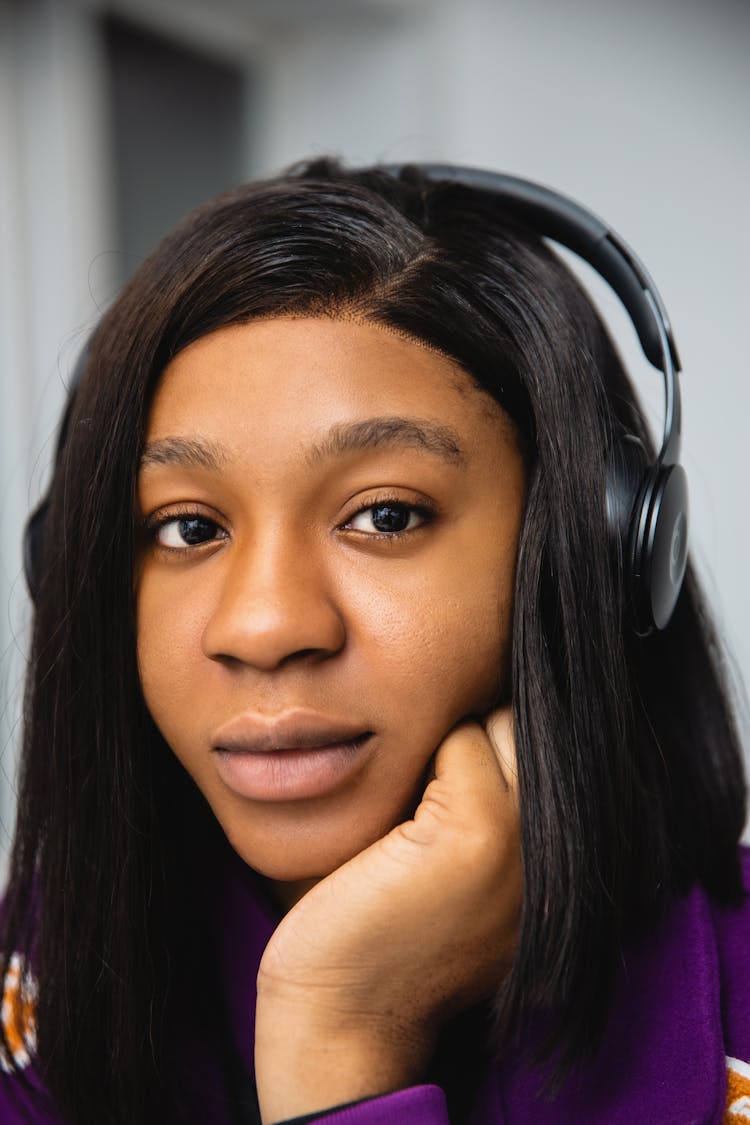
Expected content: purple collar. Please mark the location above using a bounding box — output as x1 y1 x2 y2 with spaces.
492 880 728 1122
209 839 739 1123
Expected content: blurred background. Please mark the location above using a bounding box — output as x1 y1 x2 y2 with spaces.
1 0 749 880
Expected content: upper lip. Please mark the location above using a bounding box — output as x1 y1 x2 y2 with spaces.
211 708 372 754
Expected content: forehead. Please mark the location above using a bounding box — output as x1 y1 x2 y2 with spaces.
144 316 517 464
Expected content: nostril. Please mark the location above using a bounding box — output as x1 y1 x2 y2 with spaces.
201 587 347 671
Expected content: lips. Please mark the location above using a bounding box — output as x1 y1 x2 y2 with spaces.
210 708 374 801
212 708 372 754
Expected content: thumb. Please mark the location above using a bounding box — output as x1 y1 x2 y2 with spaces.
485 705 518 797
425 711 517 828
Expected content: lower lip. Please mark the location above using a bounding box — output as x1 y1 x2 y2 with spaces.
212 735 373 801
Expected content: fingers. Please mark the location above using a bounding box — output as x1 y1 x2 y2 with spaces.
484 706 518 796
428 705 518 820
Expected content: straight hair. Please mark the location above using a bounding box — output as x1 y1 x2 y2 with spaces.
1 160 745 1124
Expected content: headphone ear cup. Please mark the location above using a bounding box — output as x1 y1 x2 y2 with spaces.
607 433 689 634
606 434 646 553
23 498 49 606
21 341 92 607
634 463 689 633
606 434 649 620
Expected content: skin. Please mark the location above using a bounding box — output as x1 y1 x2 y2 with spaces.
135 316 526 1121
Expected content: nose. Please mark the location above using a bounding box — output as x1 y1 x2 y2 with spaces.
201 531 346 671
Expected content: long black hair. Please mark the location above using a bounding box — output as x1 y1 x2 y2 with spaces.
1 159 745 1124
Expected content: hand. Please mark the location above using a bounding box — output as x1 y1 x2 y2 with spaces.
254 706 522 1123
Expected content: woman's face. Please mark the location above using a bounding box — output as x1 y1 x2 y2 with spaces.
136 317 526 897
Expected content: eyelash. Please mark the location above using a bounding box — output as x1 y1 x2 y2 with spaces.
143 507 228 554
143 496 436 555
339 497 436 540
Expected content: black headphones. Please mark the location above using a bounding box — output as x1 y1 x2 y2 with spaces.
23 164 688 633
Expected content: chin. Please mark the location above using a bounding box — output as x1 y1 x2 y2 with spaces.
215 779 422 887
223 824 371 884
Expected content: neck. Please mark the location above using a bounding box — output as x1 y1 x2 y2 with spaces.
264 875 321 914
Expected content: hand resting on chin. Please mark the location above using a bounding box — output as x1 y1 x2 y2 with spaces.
254 706 522 1124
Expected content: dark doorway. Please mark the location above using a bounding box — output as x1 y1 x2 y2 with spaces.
102 14 248 285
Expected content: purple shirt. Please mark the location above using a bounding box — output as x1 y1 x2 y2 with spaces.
2 848 749 1123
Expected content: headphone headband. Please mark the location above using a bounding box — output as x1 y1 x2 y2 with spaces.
382 163 682 468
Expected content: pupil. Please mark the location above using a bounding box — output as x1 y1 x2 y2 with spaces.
179 517 215 545
371 504 409 533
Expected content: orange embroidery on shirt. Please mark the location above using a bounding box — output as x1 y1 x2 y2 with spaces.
0 953 38 1072
725 1057 750 1122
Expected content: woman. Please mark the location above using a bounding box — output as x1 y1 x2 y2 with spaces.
0 160 747 1124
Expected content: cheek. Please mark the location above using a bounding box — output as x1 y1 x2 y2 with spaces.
424 592 509 705
344 546 514 725
135 571 209 735
406 584 510 718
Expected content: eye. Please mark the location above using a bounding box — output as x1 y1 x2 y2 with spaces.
345 501 430 536
151 514 227 551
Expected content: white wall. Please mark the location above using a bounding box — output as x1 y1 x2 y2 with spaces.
2 0 748 877
256 0 750 720
0 0 115 869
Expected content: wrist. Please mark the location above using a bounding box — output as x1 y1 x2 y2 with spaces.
254 989 433 1123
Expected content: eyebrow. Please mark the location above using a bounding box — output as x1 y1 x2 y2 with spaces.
139 436 227 472
138 416 466 474
307 417 466 466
